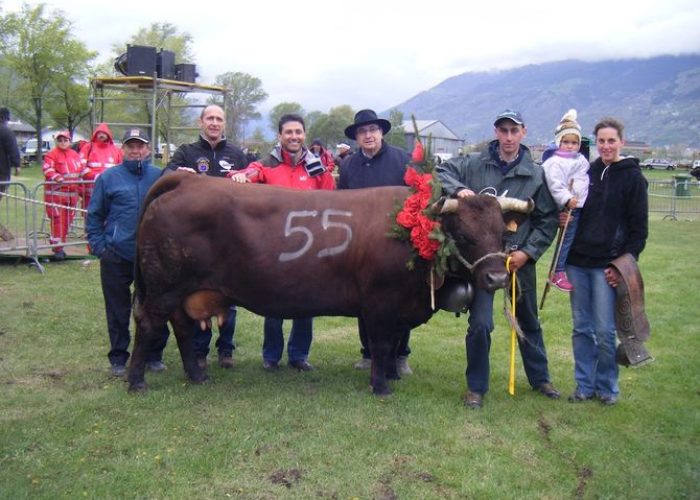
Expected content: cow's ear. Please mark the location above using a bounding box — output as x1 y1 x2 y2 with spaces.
503 212 528 233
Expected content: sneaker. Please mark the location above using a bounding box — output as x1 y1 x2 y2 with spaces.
397 356 413 376
550 272 573 292
568 392 594 403
599 395 618 406
289 360 314 372
146 360 167 372
535 382 561 399
111 364 126 377
263 360 279 372
218 352 234 369
354 358 372 370
464 390 483 409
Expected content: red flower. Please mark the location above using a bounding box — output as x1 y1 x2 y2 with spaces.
411 140 425 163
396 167 443 261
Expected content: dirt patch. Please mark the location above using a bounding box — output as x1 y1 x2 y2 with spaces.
537 416 552 441
575 466 593 499
269 468 302 488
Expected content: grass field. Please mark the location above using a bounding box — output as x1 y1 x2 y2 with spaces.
0 166 698 498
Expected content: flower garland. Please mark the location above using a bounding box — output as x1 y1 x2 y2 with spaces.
390 135 455 277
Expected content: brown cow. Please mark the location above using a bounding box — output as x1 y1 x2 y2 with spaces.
129 172 530 395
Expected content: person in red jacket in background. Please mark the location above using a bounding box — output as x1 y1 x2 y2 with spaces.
42 130 82 261
79 123 122 209
230 114 335 372
309 138 336 173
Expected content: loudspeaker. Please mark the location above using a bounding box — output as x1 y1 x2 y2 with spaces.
157 50 175 79
175 63 198 83
125 45 157 76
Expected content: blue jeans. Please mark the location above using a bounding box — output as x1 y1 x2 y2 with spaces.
555 209 580 273
192 306 237 357
465 262 551 394
262 317 313 363
567 264 619 398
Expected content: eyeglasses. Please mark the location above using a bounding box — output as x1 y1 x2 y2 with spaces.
356 125 381 136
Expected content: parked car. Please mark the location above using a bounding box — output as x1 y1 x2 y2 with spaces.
640 158 676 170
21 138 53 163
690 160 700 180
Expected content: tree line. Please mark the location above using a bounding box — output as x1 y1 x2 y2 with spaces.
0 4 405 162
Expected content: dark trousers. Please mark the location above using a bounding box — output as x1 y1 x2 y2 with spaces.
192 306 237 357
262 317 313 363
100 257 168 366
358 317 411 359
466 262 551 394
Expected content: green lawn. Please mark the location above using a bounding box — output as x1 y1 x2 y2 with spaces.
1 164 698 498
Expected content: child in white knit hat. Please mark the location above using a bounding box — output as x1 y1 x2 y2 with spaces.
542 109 590 292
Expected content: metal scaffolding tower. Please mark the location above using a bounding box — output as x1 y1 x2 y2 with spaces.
89 76 227 162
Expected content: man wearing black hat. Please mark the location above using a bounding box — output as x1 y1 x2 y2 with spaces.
87 128 169 378
0 107 21 241
337 109 414 376
436 110 560 409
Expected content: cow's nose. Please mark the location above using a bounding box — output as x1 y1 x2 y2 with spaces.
485 271 509 292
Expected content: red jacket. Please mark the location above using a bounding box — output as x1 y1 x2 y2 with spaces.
42 147 82 192
234 148 335 191
80 123 122 181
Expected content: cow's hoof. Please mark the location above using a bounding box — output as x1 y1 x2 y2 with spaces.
128 381 148 392
372 385 393 397
189 372 209 384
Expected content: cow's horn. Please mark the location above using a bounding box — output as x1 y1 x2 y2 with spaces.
497 197 534 213
436 198 458 214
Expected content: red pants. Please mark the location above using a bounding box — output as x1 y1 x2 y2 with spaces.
45 191 78 252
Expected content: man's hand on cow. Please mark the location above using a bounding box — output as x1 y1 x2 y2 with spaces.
456 188 475 198
506 250 530 273
604 266 621 288
177 167 196 174
230 173 250 183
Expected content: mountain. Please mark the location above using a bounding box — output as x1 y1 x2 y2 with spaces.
390 55 700 147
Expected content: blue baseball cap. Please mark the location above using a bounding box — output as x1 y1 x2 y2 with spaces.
494 109 524 126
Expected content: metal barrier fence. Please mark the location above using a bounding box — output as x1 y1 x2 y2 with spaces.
647 178 700 220
0 180 92 271
2 177 698 270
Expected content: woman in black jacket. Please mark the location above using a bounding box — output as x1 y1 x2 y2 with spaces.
566 117 648 406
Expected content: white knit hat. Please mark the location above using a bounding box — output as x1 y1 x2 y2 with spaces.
554 109 582 147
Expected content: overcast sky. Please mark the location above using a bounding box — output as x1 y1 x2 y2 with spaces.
3 0 700 115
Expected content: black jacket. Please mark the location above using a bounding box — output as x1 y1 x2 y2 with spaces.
164 136 248 177
337 142 410 189
568 156 648 267
0 122 20 179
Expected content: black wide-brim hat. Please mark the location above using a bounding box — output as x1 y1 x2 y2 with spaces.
344 109 392 140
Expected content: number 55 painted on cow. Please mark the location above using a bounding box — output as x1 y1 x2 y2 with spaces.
279 209 353 262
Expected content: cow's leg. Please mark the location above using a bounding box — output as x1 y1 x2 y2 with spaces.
364 317 399 396
170 307 208 384
129 302 167 392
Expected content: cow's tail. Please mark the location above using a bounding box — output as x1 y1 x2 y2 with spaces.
134 172 188 305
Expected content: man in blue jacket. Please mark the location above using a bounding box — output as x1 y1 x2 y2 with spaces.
86 128 169 378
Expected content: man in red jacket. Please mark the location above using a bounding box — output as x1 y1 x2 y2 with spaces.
79 123 122 209
231 114 335 371
42 130 82 261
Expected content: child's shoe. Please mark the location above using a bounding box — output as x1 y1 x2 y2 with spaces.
550 271 573 292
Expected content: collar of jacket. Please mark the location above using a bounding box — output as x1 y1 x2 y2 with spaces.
485 140 535 176
122 158 151 175
198 135 227 151
268 145 314 167
360 140 387 160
